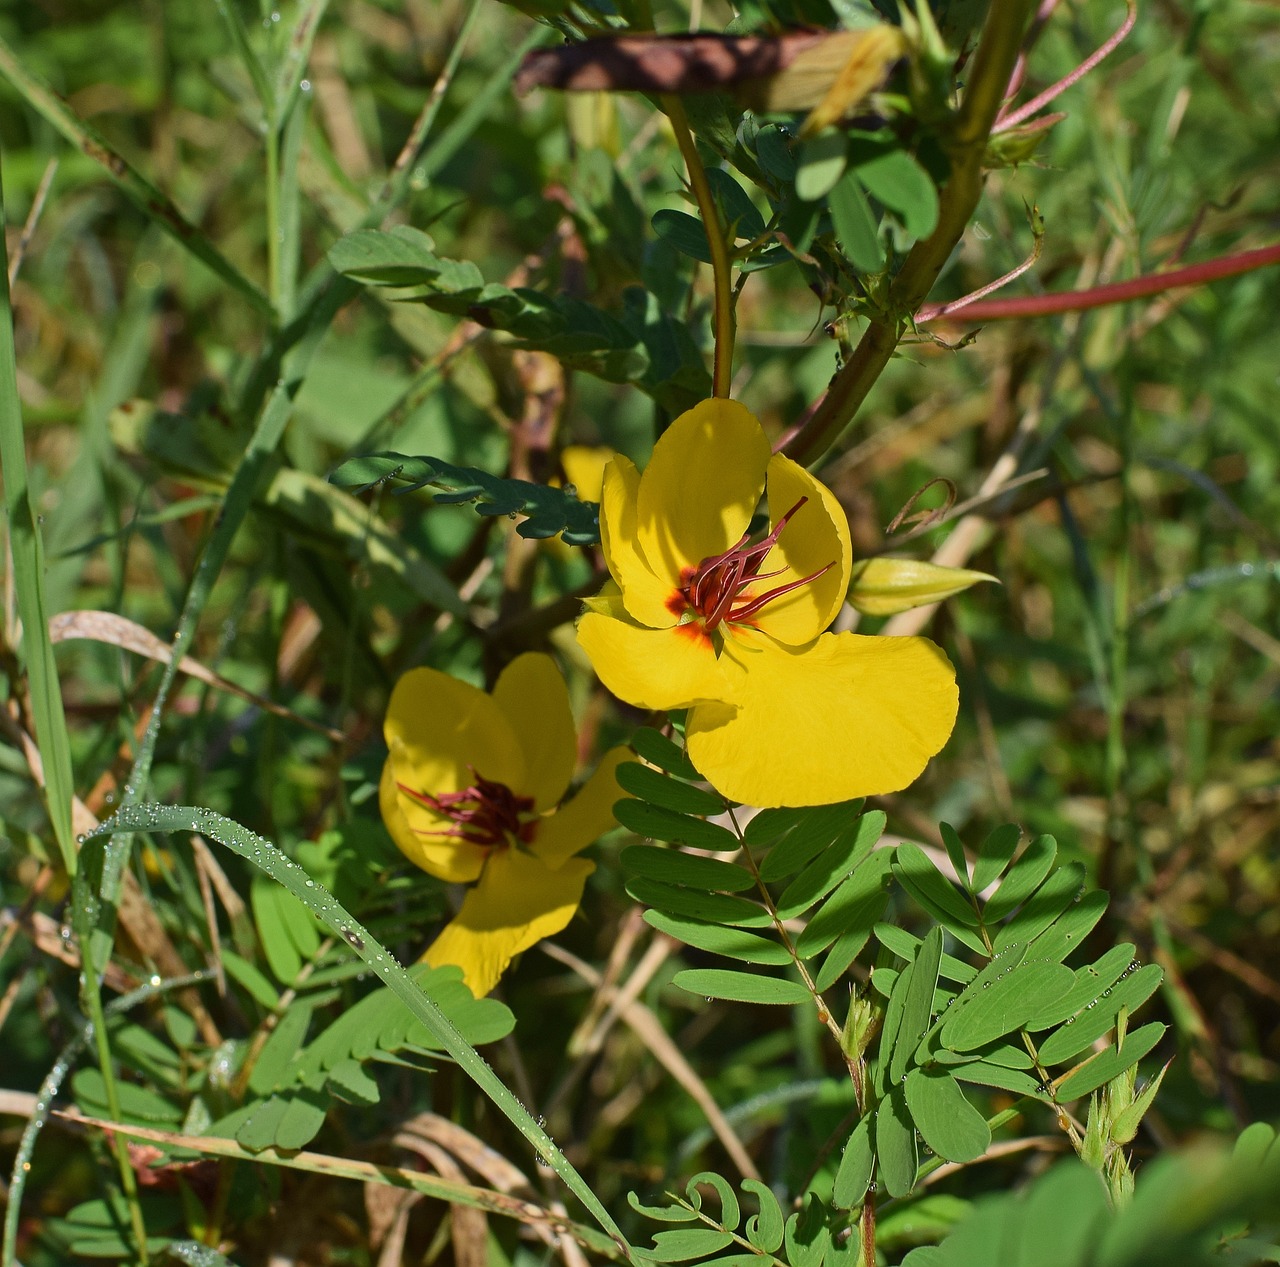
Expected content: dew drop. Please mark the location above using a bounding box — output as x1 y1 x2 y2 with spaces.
341 928 364 950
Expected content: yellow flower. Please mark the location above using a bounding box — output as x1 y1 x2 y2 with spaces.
576 398 959 807
379 653 626 997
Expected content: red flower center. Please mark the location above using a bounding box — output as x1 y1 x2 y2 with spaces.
399 771 538 849
667 497 835 635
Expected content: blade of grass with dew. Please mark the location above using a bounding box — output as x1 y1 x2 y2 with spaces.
0 156 76 874
87 805 634 1259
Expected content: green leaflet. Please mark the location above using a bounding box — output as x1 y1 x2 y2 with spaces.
877 1084 919 1198
832 1116 874 1208
1028 891 1108 962
754 802 869 878
904 1069 991 1163
795 850 893 959
615 800 741 851
630 728 701 780
626 876 773 928
1024 944 1137 1031
644 911 792 966
991 863 1086 952
329 450 601 545
876 923 978 984
939 959 1075 1052
884 927 945 1086
616 760 725 817
741 1178 785 1252
776 814 884 919
622 845 755 892
892 844 985 953
673 969 810 1006
971 823 1023 893
1037 963 1164 1066
984 835 1058 923
1054 1022 1167 1102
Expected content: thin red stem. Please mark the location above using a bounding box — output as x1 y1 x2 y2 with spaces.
920 242 1280 323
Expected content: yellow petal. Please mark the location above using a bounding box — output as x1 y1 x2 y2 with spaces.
379 759 485 883
848 557 998 616
492 653 576 812
744 453 851 645
423 850 596 997
796 25 906 139
384 667 526 797
532 747 629 870
561 445 613 503
636 399 772 581
685 631 958 807
577 609 729 710
600 455 679 628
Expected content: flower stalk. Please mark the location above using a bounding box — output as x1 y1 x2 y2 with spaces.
663 94 737 397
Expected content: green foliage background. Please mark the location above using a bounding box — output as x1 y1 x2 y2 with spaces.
0 0 1278 1263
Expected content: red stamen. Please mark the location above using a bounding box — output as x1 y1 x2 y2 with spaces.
398 770 537 849
672 496 836 635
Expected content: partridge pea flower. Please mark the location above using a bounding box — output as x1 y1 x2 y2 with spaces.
380 654 626 997
576 399 958 807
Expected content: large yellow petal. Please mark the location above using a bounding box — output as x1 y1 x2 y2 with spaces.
532 747 629 869
561 445 612 503
379 759 486 882
600 456 679 628
577 609 729 710
741 453 851 646
384 667 526 797
492 653 576 812
423 850 596 997
685 631 958 807
636 399 771 581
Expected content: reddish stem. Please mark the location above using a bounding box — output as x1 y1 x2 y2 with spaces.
920 242 1280 323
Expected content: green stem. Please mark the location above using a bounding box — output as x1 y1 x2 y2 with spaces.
663 95 736 398
783 0 1039 465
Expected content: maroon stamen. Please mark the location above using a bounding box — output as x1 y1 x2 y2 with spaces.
671 496 836 634
399 770 538 848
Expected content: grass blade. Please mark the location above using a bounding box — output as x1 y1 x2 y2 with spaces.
88 804 633 1258
0 157 76 873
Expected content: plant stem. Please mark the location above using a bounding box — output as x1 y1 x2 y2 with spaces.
783 0 1039 466
922 240 1280 321
663 94 736 398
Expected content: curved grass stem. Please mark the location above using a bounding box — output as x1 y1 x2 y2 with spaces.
663 95 736 398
